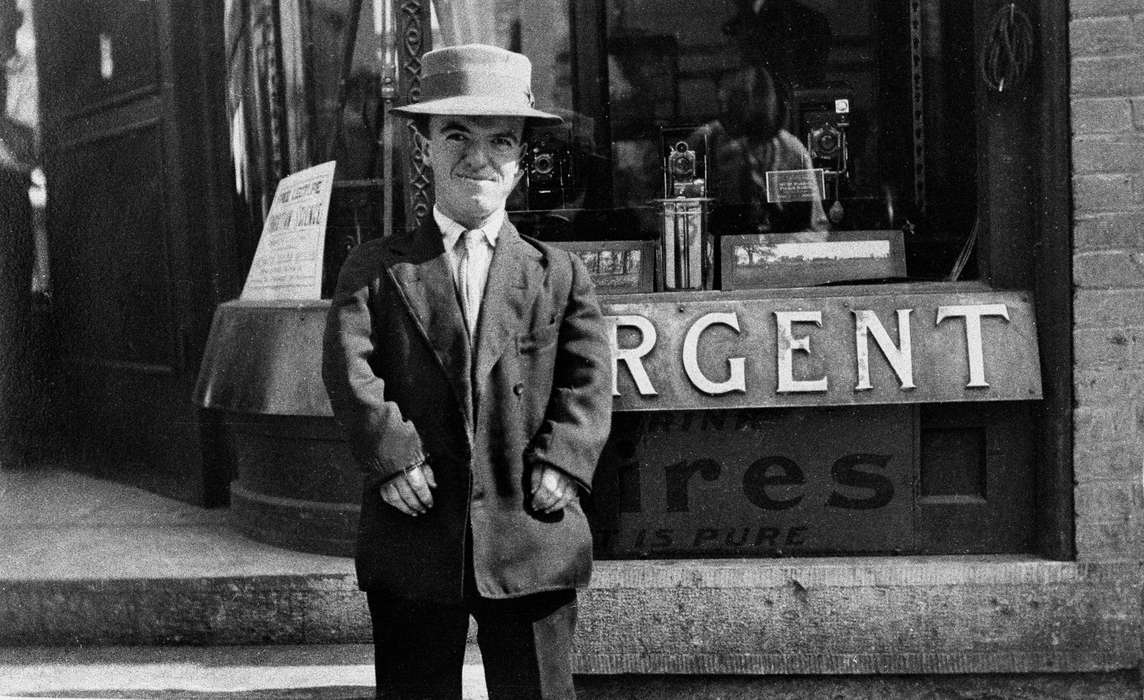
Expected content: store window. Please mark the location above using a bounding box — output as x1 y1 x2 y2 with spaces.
433 0 1046 559
225 0 1054 559
608 0 976 279
437 0 987 289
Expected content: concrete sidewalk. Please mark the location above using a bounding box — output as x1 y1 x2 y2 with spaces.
0 463 354 581
0 463 489 698
0 463 370 646
0 644 488 699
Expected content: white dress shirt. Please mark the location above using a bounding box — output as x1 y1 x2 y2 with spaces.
434 205 502 336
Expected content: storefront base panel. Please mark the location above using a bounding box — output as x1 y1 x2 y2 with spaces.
575 557 1142 676
574 671 1141 699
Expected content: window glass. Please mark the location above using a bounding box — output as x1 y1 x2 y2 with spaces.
431 0 575 112
486 0 979 283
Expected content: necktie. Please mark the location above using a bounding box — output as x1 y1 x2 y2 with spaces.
457 229 483 338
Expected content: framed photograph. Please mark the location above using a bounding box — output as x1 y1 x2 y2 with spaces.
551 240 656 294
720 229 907 290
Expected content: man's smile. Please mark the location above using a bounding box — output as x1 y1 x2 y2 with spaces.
454 171 497 182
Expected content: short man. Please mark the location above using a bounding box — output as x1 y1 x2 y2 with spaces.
322 44 613 698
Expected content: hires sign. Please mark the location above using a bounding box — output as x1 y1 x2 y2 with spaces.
602 289 1042 411
592 405 916 556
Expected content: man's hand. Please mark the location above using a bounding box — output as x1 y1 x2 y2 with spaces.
530 466 578 513
380 464 437 516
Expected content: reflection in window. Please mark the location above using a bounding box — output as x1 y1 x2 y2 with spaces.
496 0 980 283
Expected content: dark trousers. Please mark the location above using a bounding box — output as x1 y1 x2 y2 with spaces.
366 583 578 699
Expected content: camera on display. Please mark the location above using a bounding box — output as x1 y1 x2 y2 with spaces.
661 129 708 198
668 142 696 181
523 127 575 210
791 86 852 178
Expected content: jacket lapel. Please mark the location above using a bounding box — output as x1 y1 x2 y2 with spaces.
383 221 473 428
473 221 546 390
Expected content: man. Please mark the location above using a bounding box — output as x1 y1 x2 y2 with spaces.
706 64 829 234
322 44 612 698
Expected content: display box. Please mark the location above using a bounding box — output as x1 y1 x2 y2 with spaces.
720 229 907 289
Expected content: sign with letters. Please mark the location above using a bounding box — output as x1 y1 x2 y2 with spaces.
591 405 915 557
765 167 826 202
241 161 337 301
601 287 1042 411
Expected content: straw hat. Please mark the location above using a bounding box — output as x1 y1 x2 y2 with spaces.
390 44 563 125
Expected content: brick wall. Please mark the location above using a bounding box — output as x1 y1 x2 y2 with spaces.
1070 1 1144 559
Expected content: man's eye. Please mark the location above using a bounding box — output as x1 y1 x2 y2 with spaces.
493 138 518 150
445 133 467 142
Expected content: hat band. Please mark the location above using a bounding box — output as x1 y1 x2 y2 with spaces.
419 70 535 108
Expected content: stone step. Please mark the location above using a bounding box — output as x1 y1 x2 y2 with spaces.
0 465 370 646
0 520 373 646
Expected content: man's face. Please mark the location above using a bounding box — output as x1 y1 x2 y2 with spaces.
419 114 526 228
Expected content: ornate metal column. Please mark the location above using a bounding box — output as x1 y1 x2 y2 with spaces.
398 0 432 231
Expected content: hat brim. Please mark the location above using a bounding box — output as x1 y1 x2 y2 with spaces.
390 96 563 125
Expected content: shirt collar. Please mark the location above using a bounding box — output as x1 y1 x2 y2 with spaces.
435 206 503 251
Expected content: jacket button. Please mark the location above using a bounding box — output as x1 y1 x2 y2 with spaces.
513 383 525 396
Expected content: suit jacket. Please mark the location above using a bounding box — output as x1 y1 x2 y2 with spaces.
322 218 613 602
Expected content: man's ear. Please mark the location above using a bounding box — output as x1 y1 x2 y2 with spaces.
513 143 526 185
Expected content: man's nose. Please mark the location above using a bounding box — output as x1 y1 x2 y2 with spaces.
460 139 493 166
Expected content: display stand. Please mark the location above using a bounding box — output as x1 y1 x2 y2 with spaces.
193 300 361 555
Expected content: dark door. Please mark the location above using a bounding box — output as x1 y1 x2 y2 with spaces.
35 0 236 504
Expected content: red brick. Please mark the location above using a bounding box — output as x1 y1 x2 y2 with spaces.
1072 137 1144 174
1073 289 1144 327
1072 56 1144 96
1070 17 1138 55
1072 98 1134 134
1074 212 1144 249
1074 481 1142 520
1071 0 1144 18
1074 250 1144 288
1073 328 1137 369
1073 173 1140 211
1133 97 1144 130
1074 405 1140 444
1074 369 1144 404
1074 440 1143 482
1075 517 1143 559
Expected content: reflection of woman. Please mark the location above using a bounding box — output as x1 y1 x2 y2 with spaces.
706 65 828 234
0 0 31 168
0 0 34 467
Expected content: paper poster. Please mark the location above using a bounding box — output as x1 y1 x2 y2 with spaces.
240 161 337 301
